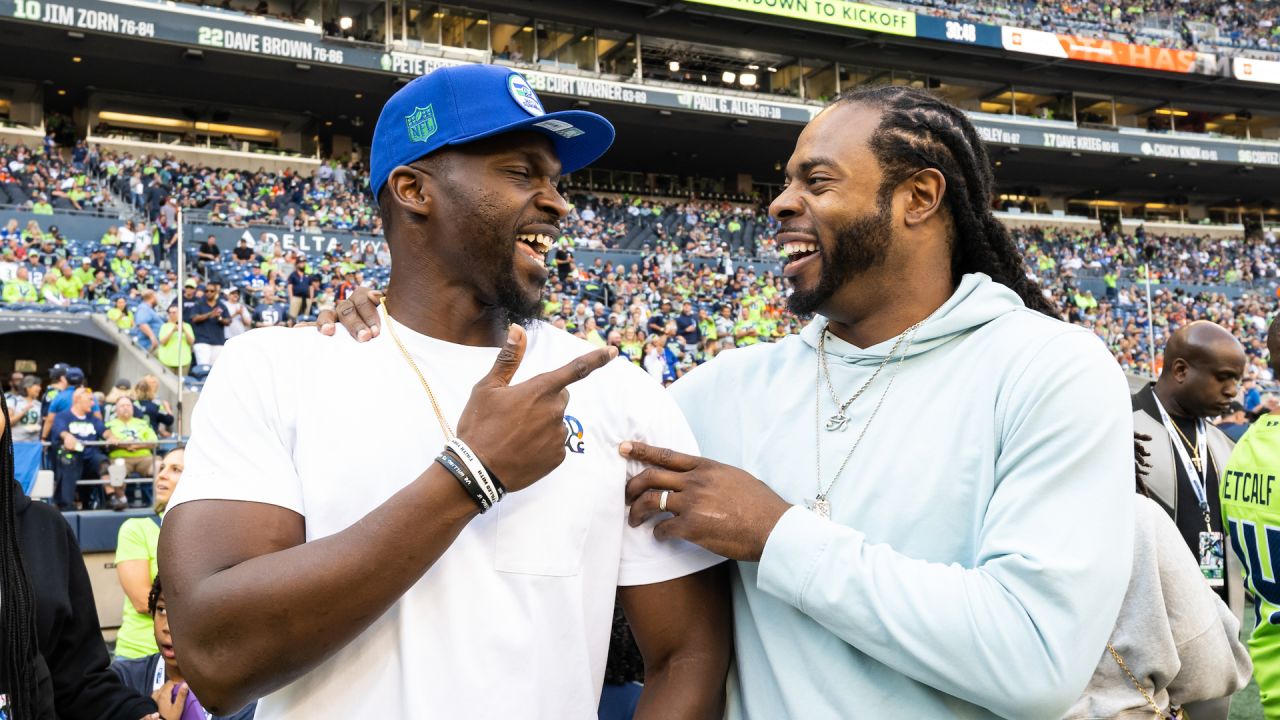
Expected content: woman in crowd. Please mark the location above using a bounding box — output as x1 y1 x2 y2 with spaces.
133 376 175 440
156 306 194 376
114 447 184 661
0 391 157 719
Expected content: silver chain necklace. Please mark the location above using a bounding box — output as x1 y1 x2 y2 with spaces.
809 322 922 519
818 324 916 431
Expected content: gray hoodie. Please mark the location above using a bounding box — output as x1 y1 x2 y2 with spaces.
1064 495 1252 719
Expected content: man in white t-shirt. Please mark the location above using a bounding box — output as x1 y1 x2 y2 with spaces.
159 65 730 720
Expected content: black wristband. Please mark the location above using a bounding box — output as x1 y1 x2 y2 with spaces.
436 450 490 513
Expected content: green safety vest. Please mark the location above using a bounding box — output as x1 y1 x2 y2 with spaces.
1221 412 1280 717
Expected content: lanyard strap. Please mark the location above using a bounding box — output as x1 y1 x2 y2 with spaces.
1153 396 1211 517
152 659 166 692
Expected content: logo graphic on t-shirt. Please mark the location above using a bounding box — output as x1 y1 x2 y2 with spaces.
405 105 438 143
563 415 585 454
508 74 545 117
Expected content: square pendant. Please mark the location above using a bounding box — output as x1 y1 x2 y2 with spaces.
807 497 831 519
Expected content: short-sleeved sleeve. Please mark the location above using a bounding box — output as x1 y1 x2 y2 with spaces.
114 518 155 564
167 335 304 514
617 381 725 586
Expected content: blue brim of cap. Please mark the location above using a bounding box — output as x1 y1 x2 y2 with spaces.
445 109 614 175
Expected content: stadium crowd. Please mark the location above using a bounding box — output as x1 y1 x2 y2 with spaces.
905 0 1280 54
1 206 1279 387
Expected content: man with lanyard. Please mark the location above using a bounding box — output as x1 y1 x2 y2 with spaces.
1133 320 1246 617
327 84 1135 719
161 65 729 719
1221 316 1280 716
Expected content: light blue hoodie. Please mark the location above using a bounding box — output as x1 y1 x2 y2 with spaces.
670 273 1135 719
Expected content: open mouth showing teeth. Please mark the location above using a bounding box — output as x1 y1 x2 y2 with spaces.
516 233 554 254
783 240 819 263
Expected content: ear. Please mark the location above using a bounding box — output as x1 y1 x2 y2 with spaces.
902 168 946 228
1170 357 1190 382
385 165 434 222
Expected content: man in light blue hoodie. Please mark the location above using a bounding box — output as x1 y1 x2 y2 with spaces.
619 85 1135 719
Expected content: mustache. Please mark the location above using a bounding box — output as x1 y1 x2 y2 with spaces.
778 225 818 236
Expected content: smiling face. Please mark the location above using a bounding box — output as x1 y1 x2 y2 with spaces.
392 131 568 326
771 104 897 317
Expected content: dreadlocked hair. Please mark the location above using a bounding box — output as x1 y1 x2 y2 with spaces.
831 85 1058 317
1 388 39 718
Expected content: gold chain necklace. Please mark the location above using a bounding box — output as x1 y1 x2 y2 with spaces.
380 296 455 439
1107 643 1179 719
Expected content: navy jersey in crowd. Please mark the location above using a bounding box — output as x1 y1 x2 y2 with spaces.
254 302 290 327
191 297 231 346
50 410 105 446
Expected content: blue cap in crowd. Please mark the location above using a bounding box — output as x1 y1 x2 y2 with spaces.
66 367 85 385
369 64 615 199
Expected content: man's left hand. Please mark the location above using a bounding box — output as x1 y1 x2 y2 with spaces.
620 441 791 562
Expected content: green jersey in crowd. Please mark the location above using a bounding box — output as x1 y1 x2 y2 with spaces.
1221 412 1280 717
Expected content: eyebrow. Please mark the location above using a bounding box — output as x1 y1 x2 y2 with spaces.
784 156 842 182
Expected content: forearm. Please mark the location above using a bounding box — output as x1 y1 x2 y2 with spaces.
165 463 479 712
757 508 1125 718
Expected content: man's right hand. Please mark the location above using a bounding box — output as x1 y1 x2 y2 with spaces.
457 324 615 492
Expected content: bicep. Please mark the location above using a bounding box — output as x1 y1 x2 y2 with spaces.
160 499 306 592
618 563 731 666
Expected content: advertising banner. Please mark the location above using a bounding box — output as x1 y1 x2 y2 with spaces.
1056 35 1202 73
970 116 1280 166
1234 56 1280 85
682 0 916 37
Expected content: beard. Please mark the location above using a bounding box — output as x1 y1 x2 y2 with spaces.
787 199 894 317
492 248 545 328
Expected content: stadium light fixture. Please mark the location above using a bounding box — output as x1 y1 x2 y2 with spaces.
354 93 363 99
767 66 777 73
747 64 759 70
339 16 353 30
57 89 67 96
668 60 680 72
739 73 757 86
72 56 81 63
722 71 736 84
1154 107 1188 117
700 74 707 82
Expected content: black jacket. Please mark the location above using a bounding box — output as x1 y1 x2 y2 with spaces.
5 481 157 719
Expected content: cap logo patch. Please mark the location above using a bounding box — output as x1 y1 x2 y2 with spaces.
405 105 438 143
508 74 545 116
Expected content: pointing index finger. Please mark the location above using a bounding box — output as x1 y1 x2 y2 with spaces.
533 346 617 392
618 441 700 472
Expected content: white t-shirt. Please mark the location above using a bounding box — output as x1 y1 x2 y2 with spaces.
170 319 721 719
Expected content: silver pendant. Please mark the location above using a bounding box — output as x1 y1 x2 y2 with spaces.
807 497 831 519
825 414 850 432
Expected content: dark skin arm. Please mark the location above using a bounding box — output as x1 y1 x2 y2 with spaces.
314 289 735 718
160 327 616 714
622 563 732 720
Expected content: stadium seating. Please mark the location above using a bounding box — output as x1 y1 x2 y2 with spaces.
904 0 1280 54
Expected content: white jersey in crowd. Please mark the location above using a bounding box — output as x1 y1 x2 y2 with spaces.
170 319 721 719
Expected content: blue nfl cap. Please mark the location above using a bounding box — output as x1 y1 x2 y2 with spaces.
369 64 615 199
